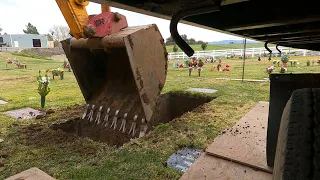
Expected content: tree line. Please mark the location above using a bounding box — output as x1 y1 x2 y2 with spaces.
166 34 207 46
172 42 208 54
2 23 209 49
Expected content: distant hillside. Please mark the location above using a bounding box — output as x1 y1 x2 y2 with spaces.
166 43 264 53
209 40 258 44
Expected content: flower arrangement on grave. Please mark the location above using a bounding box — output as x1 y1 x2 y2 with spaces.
193 60 198 67
281 55 289 63
188 61 194 76
280 66 287 73
51 68 65 80
307 60 311 66
37 70 51 108
185 59 189 66
217 63 222 72
210 65 215 71
63 60 68 67
63 61 72 72
266 66 275 74
7 58 13 64
281 55 289 67
197 59 204 76
66 63 71 72
223 64 230 72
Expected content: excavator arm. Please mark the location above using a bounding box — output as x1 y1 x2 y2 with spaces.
55 0 89 39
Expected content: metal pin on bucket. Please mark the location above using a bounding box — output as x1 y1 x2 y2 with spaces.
82 104 90 119
88 104 95 122
110 110 120 129
129 115 138 136
104 108 111 127
119 113 128 133
95 106 103 124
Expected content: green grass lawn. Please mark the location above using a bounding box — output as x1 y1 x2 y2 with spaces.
0 51 319 179
166 43 264 52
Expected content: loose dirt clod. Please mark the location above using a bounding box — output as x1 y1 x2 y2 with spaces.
36 114 46 119
46 109 55 114
0 154 9 158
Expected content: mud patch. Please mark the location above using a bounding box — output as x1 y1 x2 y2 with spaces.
20 124 101 155
51 92 215 147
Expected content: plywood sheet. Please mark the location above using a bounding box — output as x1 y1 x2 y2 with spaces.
206 101 272 173
180 153 272 180
5 167 55 180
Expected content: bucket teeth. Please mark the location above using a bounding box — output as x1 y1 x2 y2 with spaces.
119 113 128 133
139 118 148 138
103 108 111 127
129 115 138 136
110 110 120 130
88 105 95 122
82 104 90 119
95 106 103 124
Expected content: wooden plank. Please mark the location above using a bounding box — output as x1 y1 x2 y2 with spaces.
180 153 272 180
206 101 272 173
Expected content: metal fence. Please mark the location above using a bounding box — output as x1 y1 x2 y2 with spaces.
3 46 319 59
168 46 320 60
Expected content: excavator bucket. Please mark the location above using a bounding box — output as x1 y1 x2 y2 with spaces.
61 24 168 139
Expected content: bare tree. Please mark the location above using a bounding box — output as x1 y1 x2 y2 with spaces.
49 25 70 41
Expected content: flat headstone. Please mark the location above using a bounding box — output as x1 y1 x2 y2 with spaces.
167 148 203 173
186 88 217 94
216 78 269 82
0 100 7 104
3 107 43 120
5 167 55 180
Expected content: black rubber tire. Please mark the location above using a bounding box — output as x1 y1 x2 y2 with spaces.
273 88 320 180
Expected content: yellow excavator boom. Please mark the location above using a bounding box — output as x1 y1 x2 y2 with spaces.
55 0 89 38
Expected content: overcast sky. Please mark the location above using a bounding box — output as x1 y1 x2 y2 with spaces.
0 0 243 42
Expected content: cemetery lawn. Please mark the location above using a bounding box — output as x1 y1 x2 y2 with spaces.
0 51 319 179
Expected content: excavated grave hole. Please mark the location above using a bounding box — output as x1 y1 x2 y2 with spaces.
51 92 215 147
